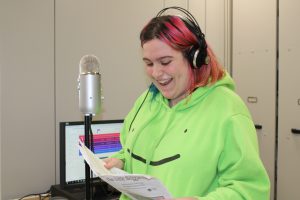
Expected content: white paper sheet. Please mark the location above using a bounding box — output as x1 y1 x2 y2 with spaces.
78 141 172 200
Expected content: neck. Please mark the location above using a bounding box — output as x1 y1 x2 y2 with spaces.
168 93 190 107
168 100 175 108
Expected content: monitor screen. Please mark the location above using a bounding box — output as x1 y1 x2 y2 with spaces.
60 120 123 186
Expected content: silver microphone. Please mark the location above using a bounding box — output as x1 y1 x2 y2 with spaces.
78 55 101 116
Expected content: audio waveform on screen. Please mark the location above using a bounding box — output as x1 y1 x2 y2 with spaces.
79 133 121 155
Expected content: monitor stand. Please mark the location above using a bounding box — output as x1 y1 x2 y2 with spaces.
50 181 120 200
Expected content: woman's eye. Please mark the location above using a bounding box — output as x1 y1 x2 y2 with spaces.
145 62 153 67
161 60 171 66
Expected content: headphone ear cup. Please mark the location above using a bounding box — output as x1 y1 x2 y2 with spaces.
187 46 199 68
188 45 207 68
182 18 208 68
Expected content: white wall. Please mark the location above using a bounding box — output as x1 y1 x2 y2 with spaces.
1 1 4 198
190 0 231 70
0 9 2 196
0 1 55 199
164 0 188 8
206 0 226 66
0 1 3 196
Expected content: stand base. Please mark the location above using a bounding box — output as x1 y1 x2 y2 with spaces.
50 182 120 200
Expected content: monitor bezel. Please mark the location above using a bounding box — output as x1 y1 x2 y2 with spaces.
59 119 123 187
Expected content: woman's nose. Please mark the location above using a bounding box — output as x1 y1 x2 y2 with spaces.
152 65 163 78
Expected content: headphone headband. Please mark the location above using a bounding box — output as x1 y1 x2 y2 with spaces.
156 7 209 68
156 6 202 35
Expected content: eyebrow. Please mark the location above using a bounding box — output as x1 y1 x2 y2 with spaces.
142 56 173 62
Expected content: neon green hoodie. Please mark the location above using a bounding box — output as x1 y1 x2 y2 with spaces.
112 73 270 199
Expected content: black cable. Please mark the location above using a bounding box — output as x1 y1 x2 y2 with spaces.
128 86 151 132
40 193 51 200
18 189 50 200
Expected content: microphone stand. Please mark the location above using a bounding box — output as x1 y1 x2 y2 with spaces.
84 114 92 200
78 55 101 199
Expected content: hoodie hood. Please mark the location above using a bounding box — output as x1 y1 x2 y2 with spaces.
154 72 235 111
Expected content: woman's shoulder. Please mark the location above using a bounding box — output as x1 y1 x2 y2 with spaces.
206 86 251 117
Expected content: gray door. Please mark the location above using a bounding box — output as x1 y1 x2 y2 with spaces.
232 1 277 199
277 0 300 199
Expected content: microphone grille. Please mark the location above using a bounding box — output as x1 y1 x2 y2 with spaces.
79 55 100 74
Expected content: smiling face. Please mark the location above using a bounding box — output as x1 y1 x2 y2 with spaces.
142 39 192 107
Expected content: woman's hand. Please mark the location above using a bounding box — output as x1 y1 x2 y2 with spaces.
103 157 124 169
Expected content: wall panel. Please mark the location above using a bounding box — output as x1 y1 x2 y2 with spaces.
164 0 188 9
232 0 277 199
206 0 226 66
189 0 206 33
0 1 55 199
277 0 300 199
190 0 230 70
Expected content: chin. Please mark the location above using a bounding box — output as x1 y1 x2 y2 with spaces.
161 92 173 99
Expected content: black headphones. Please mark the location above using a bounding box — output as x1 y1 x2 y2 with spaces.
129 8 209 131
156 7 209 68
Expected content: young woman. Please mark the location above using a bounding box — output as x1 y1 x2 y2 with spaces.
105 8 270 200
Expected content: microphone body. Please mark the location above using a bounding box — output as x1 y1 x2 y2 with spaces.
78 55 101 116
79 73 101 115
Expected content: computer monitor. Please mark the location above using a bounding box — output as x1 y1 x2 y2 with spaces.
59 119 123 187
